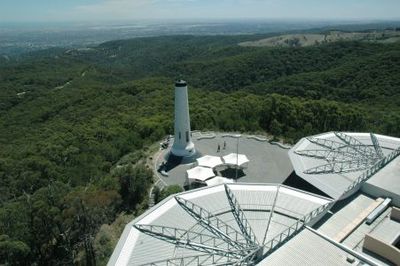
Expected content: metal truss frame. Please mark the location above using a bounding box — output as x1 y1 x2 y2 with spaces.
135 195 261 265
134 134 398 265
262 186 280 245
295 149 359 162
134 224 247 258
304 159 376 174
234 248 263 266
138 251 260 266
262 201 332 258
174 196 249 250
306 136 346 150
345 146 400 194
137 253 238 266
224 184 259 246
334 132 377 156
134 186 335 266
370 133 384 158
300 132 385 175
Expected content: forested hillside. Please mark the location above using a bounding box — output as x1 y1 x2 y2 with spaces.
0 34 399 265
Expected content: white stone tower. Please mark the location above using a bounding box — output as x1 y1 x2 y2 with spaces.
171 80 195 157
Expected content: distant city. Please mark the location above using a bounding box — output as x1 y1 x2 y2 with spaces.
1 19 400 56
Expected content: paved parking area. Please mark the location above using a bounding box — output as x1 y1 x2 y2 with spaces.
154 133 293 188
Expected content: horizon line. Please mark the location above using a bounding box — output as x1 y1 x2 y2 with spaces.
1 17 400 24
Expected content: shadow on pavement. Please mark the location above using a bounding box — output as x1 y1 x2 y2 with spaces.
219 167 245 180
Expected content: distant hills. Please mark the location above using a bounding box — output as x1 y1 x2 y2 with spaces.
239 29 400 47
1 20 400 56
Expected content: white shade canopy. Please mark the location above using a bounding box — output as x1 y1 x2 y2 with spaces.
186 166 215 182
222 153 249 167
196 155 224 168
205 176 234 187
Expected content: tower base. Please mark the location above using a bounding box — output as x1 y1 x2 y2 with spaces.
171 143 196 157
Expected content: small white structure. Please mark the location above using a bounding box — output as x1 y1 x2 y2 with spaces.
171 80 195 157
186 166 215 182
205 176 234 186
222 153 249 168
196 155 224 169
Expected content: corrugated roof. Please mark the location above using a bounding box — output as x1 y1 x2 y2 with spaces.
317 193 375 239
343 207 392 250
316 193 399 266
365 155 400 199
258 228 359 266
109 183 332 266
369 214 400 243
289 132 400 199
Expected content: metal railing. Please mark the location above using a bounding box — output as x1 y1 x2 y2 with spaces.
262 201 333 256
138 253 238 266
344 147 400 194
263 218 304 253
224 184 259 245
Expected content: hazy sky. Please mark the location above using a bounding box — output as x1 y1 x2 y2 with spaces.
1 0 400 22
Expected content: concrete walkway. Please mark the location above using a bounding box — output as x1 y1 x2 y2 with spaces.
154 132 293 188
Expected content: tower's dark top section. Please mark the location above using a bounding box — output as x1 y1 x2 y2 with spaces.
175 80 187 87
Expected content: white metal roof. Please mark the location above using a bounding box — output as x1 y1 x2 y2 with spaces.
315 192 399 266
363 155 400 204
289 132 400 199
108 183 332 266
317 193 376 239
258 227 368 266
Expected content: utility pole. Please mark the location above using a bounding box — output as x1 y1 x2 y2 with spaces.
235 134 241 181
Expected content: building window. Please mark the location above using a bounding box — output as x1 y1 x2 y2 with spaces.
186 131 189 142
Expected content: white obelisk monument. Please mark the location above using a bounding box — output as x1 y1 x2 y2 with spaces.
171 80 195 157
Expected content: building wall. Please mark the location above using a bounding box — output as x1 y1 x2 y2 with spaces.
363 234 400 265
362 182 400 207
